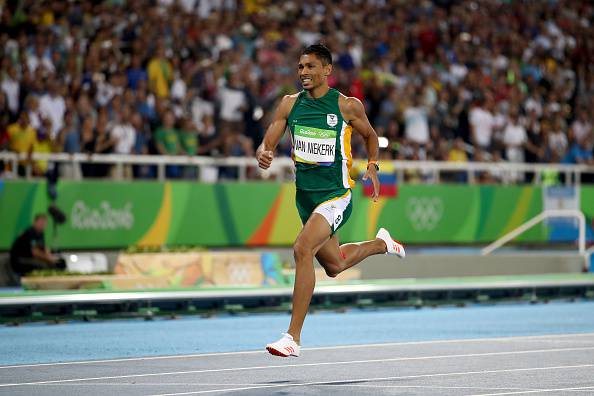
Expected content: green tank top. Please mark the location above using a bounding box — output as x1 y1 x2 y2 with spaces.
287 88 355 192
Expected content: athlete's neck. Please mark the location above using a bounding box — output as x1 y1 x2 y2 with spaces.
306 84 330 99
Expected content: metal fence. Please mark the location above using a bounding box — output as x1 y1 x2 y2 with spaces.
1 151 593 185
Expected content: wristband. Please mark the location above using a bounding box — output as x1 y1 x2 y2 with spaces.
367 161 379 171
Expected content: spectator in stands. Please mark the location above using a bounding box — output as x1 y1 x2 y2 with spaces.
155 110 182 178
548 117 569 160
80 116 95 178
220 133 254 180
127 53 148 91
25 95 42 132
31 118 54 176
136 83 158 126
448 138 469 163
402 92 430 146
76 94 97 127
191 89 215 136
0 92 10 149
191 89 216 154
131 114 148 152
0 91 9 174
179 116 199 178
375 87 399 131
218 72 248 138
39 80 66 139
59 110 80 154
475 150 503 184
9 213 66 278
111 106 136 154
502 111 528 163
469 95 496 152
92 113 116 177
147 43 172 99
7 112 36 176
569 108 592 145
131 112 155 179
433 88 458 141
179 116 199 157
95 73 121 108
563 136 594 165
1 65 20 118
0 0 591 183
27 42 54 74
443 137 469 182
110 105 136 178
525 109 545 163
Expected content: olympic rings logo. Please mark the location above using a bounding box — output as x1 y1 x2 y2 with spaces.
405 197 444 231
228 264 254 284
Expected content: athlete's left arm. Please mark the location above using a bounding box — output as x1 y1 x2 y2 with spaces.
343 97 380 202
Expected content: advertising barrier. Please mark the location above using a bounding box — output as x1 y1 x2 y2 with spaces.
1 180 593 249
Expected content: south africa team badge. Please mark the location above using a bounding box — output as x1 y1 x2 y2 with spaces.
326 114 338 127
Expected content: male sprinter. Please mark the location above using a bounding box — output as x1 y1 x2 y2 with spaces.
256 44 405 357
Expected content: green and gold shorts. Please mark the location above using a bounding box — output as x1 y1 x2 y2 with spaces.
295 188 353 234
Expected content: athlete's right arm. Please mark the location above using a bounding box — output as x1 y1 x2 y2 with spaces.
256 95 294 170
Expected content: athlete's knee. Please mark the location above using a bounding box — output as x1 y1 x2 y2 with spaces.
317 257 341 278
323 264 340 278
293 239 313 263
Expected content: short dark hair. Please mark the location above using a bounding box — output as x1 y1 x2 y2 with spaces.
34 213 47 222
302 44 332 65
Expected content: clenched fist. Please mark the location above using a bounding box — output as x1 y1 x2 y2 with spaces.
257 150 274 169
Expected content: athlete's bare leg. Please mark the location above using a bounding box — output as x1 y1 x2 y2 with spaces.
287 214 332 343
315 234 386 278
286 214 388 343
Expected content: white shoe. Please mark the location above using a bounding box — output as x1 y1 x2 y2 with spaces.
266 333 300 357
376 227 406 258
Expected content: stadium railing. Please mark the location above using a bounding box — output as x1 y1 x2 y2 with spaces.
1 152 593 185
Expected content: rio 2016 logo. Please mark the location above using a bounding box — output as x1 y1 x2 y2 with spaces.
405 197 444 231
71 201 134 230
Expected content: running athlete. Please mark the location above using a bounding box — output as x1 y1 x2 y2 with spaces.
256 44 405 358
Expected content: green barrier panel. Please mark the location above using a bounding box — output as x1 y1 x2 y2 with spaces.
582 187 594 220
1 180 592 249
340 184 545 243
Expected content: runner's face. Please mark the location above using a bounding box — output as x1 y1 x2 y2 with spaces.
298 54 330 90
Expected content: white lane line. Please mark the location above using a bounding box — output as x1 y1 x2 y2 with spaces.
19 383 280 386
321 385 539 391
1 332 594 369
468 385 594 396
17 384 542 391
1 347 593 388
147 364 594 396
326 384 594 393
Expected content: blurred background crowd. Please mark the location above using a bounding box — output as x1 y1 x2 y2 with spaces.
0 0 593 180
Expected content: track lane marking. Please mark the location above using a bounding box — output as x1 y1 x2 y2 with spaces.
468 385 594 395
1 332 593 369
146 365 594 395
1 347 593 388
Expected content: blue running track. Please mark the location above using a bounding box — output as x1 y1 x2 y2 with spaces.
1 301 594 365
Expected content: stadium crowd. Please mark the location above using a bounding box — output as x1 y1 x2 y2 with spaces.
0 0 593 181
